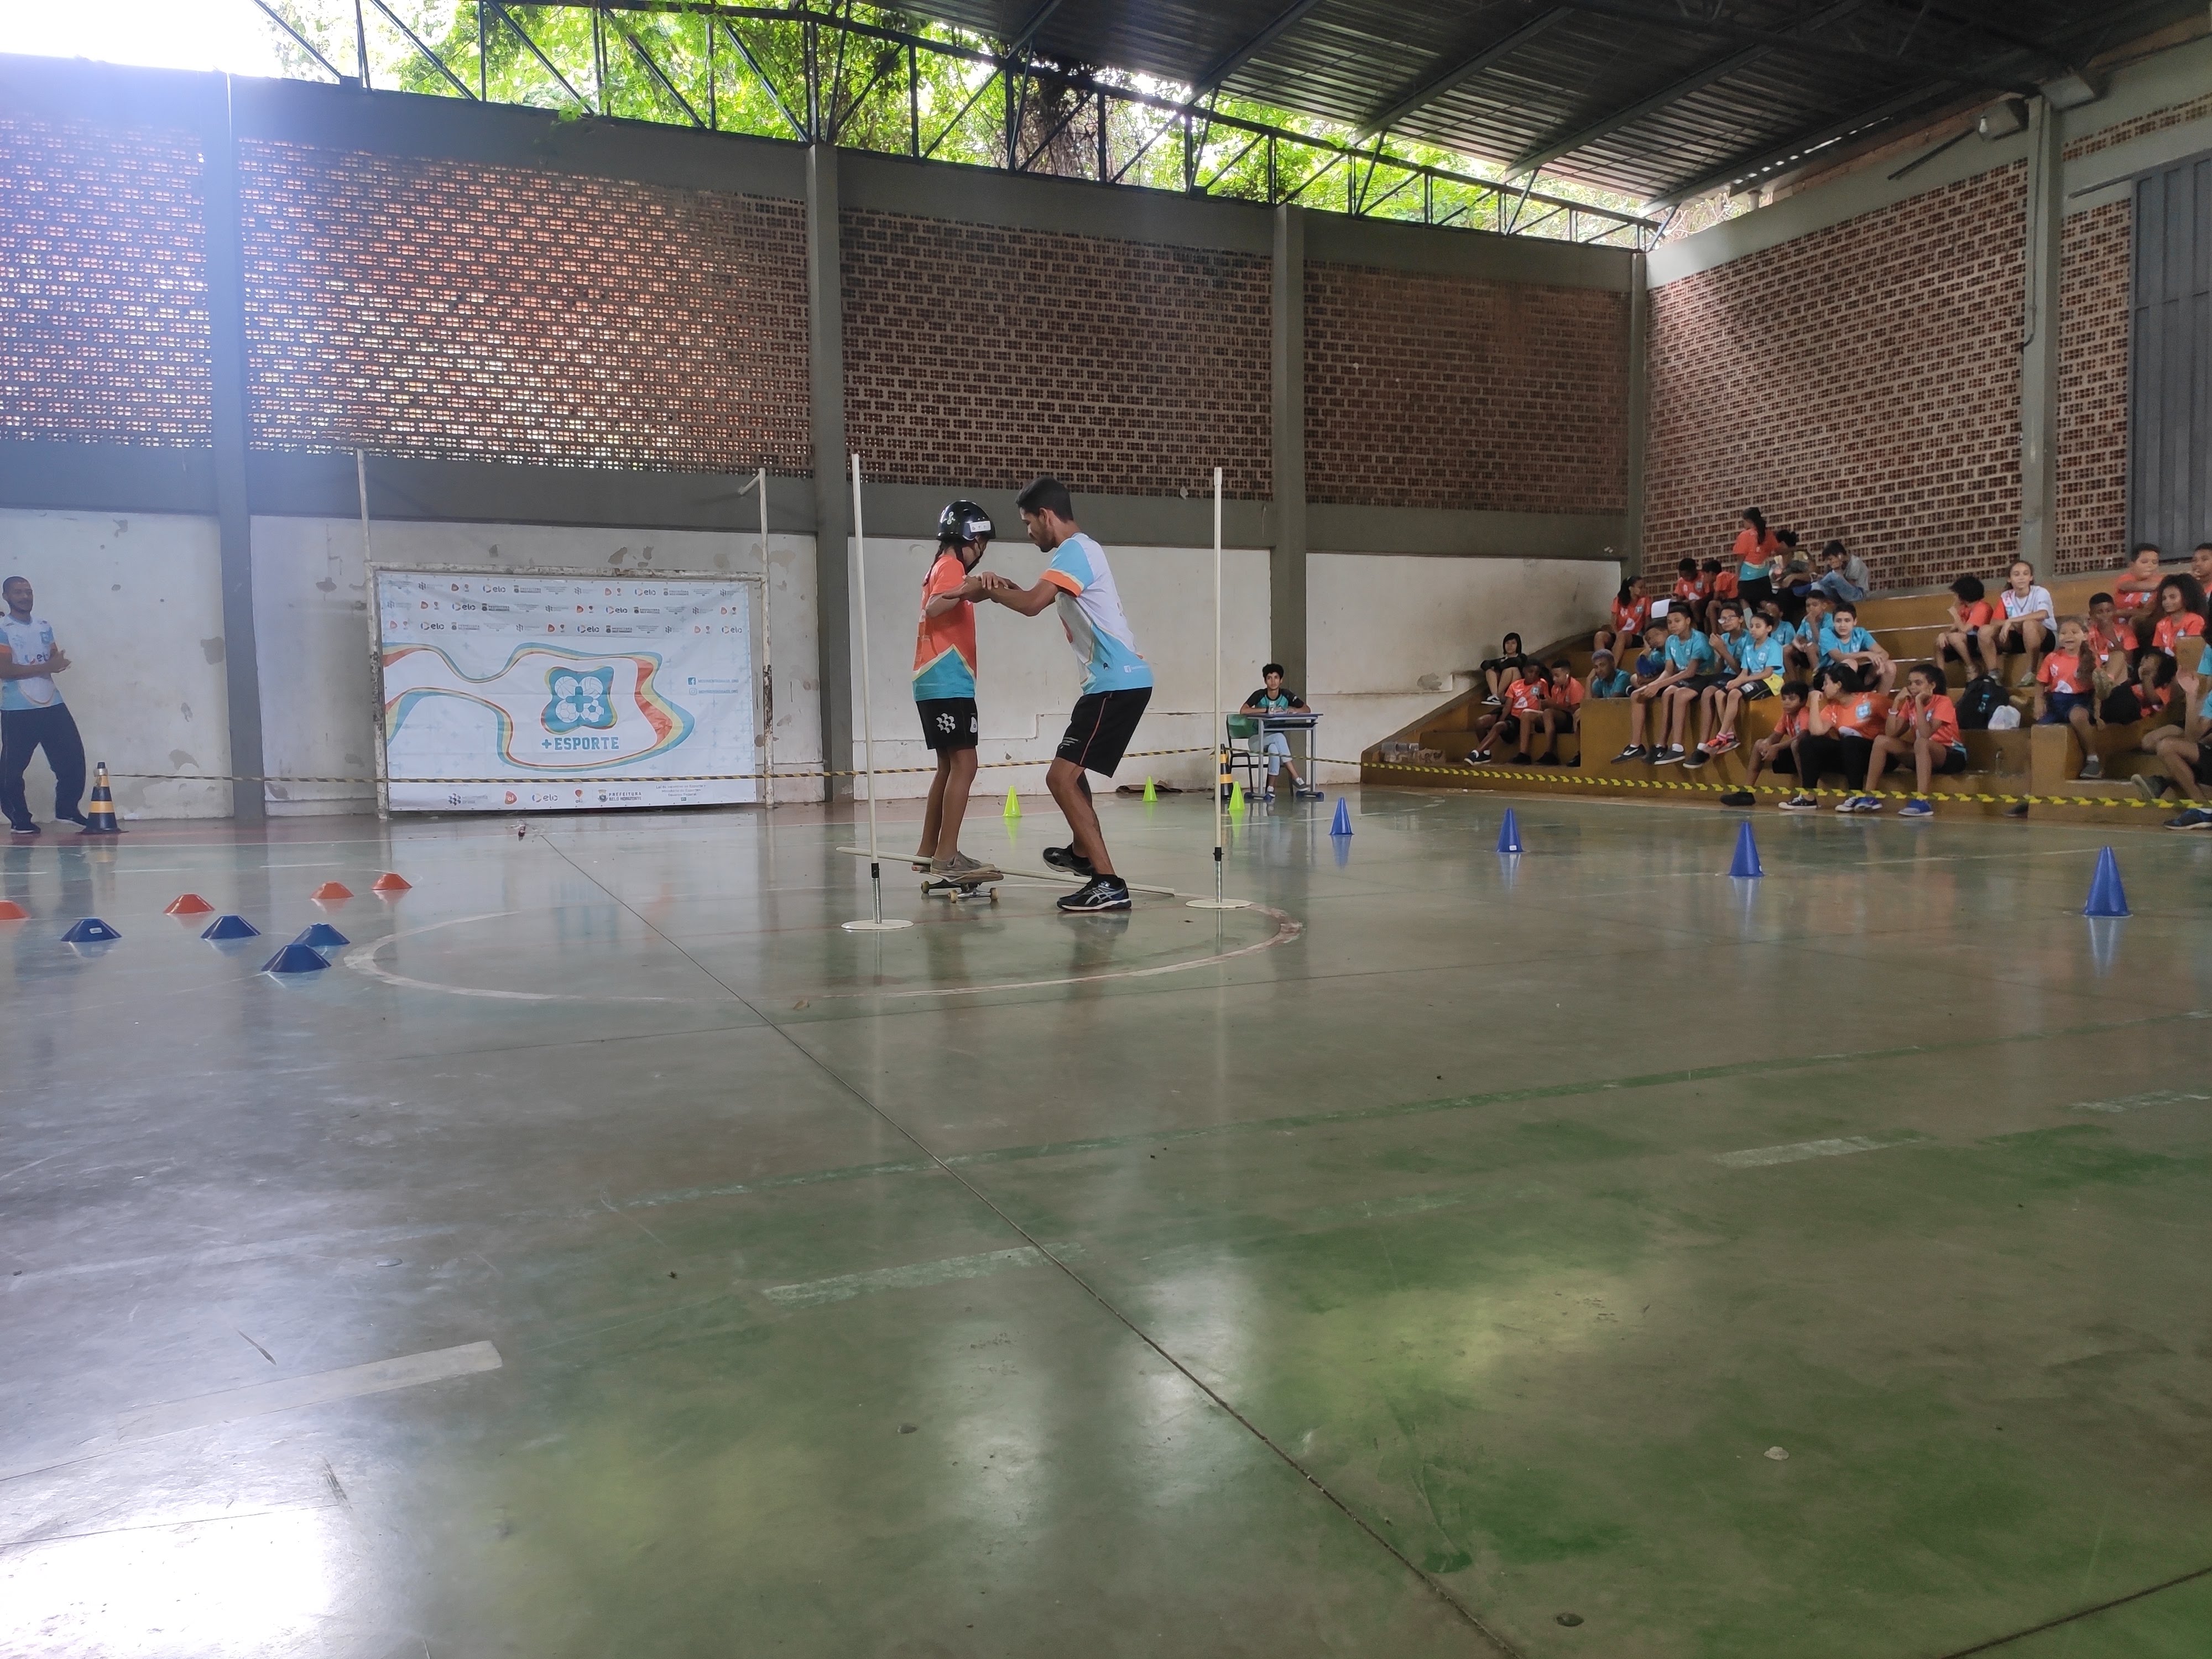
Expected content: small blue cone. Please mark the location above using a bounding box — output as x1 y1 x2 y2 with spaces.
60 917 119 943
1331 797 1353 836
2082 846 2129 918
293 922 349 950
1729 820 1765 879
262 941 330 974
200 914 260 941
1333 833 1350 868
1495 808 1522 855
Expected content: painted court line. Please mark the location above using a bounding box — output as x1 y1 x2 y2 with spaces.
116 1340 503 1439
2069 1089 2209 1114
1715 1133 1924 1169
763 1244 1077 1309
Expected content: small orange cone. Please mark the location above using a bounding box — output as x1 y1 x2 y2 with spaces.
0 900 26 921
312 881 353 902
165 893 215 915
371 872 411 893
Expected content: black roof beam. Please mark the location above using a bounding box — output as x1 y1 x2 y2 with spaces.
1192 0 1332 96
1509 0 1867 177
1359 6 1573 139
1559 0 2039 96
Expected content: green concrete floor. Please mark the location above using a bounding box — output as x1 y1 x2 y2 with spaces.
1 791 2208 1658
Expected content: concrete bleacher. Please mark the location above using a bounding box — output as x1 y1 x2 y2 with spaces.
1363 569 2194 825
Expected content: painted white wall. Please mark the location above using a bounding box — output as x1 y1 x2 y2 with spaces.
1307 552 1619 778
250 517 822 814
0 508 233 819
846 537 1271 800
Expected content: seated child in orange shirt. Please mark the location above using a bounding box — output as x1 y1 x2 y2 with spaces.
1869 662 1968 817
2035 615 2102 777
1719 679 1808 807
1542 658 1583 766
1672 558 1708 631
2112 542 2163 618
1937 575 1996 679
1465 660 1554 766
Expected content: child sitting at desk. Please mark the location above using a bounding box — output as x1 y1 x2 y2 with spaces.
1241 664 1321 800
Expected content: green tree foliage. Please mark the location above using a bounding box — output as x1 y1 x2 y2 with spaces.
255 2 1648 242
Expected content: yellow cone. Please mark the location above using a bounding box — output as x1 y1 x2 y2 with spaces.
1142 776 1156 802
1003 789 1020 820
1228 780 1245 814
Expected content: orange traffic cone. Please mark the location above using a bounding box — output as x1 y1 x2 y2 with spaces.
0 900 26 921
164 893 215 915
371 872 411 893
312 881 353 902
80 762 122 834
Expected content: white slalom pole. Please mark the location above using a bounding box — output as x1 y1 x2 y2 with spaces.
1188 467 1247 910
843 451 909 931
758 466 773 814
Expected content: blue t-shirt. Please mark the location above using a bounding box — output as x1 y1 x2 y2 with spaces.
1663 633 1716 675
1589 669 1633 698
1818 620 1876 661
1043 533 1152 695
1735 635 1787 678
1715 629 1751 669
0 614 64 712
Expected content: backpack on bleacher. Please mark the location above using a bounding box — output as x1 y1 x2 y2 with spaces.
1955 674 2005 731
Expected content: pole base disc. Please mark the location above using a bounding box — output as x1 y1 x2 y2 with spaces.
842 919 916 931
1184 899 1253 910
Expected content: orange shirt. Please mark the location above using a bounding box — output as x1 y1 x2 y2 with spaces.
1505 676 1549 717
2115 573 2160 612
2087 622 2136 670
1770 704 1807 739
2134 682 2173 719
1824 691 1890 739
2152 612 2205 653
1710 569 1740 600
1548 677 1584 712
913 551 978 698
1673 577 1704 604
1611 596 1650 640
2038 651 2090 695
1905 692 1961 748
1952 600 1994 628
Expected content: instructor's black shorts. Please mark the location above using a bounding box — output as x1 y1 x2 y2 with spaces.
917 697 978 752
1057 687 1151 776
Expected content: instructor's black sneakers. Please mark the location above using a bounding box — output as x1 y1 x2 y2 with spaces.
1056 875 1131 912
1042 844 1096 877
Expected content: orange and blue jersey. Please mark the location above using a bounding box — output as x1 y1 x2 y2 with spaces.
913 552 978 700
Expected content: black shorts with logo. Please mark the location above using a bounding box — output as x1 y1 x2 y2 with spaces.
1057 686 1151 776
917 696 978 752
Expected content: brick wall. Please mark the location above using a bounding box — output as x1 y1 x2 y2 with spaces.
2065 92 2212 163
1644 166 2026 594
237 141 811 473
1303 264 1627 513
2055 199 2132 577
0 116 212 444
840 210 1271 498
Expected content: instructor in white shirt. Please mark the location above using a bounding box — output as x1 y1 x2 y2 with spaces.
0 576 89 836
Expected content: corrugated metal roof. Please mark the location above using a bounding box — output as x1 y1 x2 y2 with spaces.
904 0 2199 201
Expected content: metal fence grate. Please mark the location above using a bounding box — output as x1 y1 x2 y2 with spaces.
237 139 812 473
0 116 214 445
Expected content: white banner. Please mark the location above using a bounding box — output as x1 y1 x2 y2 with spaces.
373 570 758 812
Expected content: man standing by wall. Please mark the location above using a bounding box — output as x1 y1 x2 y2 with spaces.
0 576 88 837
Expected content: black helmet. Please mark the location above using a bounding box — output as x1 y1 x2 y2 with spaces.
937 499 994 546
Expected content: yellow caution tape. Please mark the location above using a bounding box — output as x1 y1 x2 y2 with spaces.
1328 754 2168 810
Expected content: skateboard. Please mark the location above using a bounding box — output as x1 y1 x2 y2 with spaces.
921 873 1000 901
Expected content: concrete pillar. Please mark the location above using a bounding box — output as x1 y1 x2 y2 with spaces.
1270 204 1307 693
202 77 265 824
805 143 853 800
1623 249 1649 583
2018 95 2063 567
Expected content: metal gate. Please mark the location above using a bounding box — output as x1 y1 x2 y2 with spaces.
2130 150 2212 556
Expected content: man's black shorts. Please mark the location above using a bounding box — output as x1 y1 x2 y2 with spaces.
917 697 978 753
1057 687 1151 776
